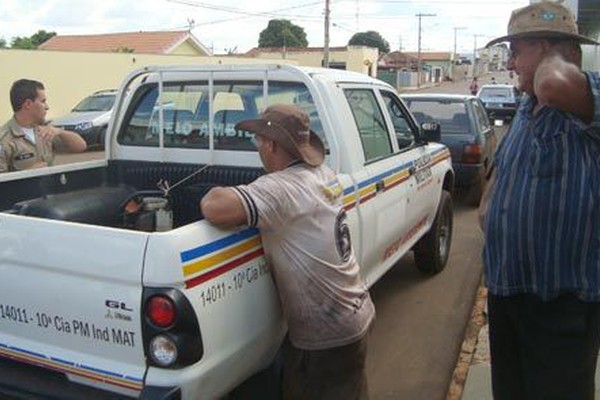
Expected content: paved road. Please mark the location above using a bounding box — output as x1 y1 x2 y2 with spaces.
366 199 485 400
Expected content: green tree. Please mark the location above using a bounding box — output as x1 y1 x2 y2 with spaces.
348 31 390 54
31 30 56 47
258 19 308 48
10 30 56 49
0 38 6 49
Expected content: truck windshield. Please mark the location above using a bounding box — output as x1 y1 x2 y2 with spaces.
118 81 327 151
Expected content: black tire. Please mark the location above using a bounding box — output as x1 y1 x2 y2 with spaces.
414 190 453 274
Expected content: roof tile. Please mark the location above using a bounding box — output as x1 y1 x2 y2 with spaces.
39 30 191 54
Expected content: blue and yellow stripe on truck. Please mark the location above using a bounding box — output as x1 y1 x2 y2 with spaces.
181 148 451 286
342 147 450 211
181 228 263 289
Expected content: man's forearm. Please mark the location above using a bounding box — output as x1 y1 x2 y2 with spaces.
56 129 87 152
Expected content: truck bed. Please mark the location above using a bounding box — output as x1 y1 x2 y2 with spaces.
0 160 264 230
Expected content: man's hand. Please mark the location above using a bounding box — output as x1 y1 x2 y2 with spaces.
36 125 61 143
534 49 593 123
37 126 87 153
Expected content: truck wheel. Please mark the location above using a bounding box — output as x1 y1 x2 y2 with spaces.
414 190 453 274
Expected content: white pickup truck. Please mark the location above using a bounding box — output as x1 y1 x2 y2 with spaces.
0 64 454 399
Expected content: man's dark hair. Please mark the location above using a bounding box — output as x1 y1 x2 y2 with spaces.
10 79 44 112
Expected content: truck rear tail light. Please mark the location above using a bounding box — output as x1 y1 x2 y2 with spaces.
146 295 176 328
142 288 203 369
149 335 179 367
462 144 482 164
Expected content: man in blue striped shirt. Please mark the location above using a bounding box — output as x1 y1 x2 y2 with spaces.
480 2 600 399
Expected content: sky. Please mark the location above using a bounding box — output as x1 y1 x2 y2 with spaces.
0 0 534 55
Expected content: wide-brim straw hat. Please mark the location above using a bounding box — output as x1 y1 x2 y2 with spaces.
486 1 600 47
235 104 325 167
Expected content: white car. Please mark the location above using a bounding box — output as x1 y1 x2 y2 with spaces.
51 89 117 150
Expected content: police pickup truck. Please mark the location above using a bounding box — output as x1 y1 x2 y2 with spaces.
0 65 454 399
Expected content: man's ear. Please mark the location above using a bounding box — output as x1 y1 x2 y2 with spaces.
21 99 33 110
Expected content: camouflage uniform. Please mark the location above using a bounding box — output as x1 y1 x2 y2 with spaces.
0 117 55 172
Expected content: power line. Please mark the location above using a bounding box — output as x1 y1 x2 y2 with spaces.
166 0 324 21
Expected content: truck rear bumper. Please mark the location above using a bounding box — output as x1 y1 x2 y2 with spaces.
0 356 180 400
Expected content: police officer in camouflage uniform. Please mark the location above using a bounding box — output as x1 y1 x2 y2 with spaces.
0 79 86 172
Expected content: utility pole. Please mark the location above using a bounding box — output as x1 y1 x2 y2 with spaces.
452 27 466 80
324 0 331 68
472 34 485 78
416 13 436 88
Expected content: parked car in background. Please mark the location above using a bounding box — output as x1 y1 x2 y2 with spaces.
401 94 497 206
477 84 520 122
51 89 117 150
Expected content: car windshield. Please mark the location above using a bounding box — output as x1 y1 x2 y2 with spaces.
73 94 116 112
404 99 470 135
479 88 512 99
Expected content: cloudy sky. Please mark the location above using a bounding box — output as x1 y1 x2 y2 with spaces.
0 0 533 54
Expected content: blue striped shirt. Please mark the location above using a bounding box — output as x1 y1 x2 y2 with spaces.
484 72 600 301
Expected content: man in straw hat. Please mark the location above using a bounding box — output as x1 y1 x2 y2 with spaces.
201 104 375 399
479 1 600 398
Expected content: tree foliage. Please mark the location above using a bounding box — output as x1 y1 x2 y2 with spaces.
258 19 308 48
10 30 56 49
0 38 6 49
113 46 135 53
348 31 390 54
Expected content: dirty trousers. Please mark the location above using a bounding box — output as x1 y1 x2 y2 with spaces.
282 335 369 400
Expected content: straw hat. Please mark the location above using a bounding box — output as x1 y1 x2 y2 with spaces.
235 104 325 167
486 1 599 47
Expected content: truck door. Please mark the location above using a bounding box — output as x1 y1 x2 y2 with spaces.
380 90 441 244
342 87 421 286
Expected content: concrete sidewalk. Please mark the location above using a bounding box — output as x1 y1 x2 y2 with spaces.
461 309 600 400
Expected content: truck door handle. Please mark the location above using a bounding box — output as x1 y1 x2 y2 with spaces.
375 180 385 192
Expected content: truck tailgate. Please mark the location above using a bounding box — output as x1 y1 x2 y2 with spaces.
0 213 148 397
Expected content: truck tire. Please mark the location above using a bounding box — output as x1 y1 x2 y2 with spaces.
414 190 453 274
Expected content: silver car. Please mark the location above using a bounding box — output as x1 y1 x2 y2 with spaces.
477 84 521 122
51 89 117 150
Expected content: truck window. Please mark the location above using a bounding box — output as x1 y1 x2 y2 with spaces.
119 81 328 152
380 91 416 150
344 89 392 163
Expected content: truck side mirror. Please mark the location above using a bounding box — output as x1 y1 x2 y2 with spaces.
420 122 441 143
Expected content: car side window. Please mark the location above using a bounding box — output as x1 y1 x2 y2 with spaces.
380 90 416 151
472 100 491 130
344 89 393 163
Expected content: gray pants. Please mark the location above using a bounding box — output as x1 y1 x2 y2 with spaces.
282 335 369 400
